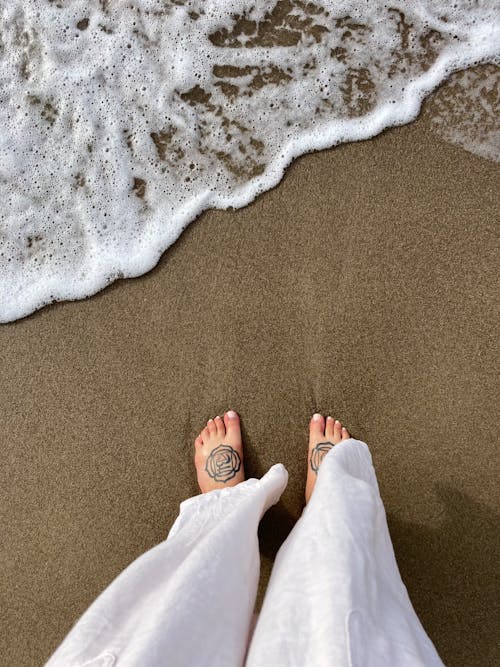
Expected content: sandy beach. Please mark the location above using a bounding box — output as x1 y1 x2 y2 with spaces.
1 109 498 666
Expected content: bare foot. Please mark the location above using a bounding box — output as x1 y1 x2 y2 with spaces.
194 410 245 493
305 413 350 504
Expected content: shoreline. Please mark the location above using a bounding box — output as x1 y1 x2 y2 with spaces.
1 115 498 666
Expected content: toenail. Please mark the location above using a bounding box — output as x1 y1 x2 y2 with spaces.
312 413 322 421
335 420 341 425
208 419 213 423
327 416 333 421
227 410 237 419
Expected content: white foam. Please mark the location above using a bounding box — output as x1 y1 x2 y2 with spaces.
424 64 500 162
1 1 499 322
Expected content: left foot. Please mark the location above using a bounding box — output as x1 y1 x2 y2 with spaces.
194 410 246 493
305 414 350 503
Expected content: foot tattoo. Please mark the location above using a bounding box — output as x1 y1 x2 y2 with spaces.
309 441 334 473
205 444 242 483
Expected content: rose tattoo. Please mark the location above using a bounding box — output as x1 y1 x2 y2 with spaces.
310 441 334 473
205 444 241 483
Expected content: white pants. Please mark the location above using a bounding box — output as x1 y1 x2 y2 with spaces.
46 439 444 667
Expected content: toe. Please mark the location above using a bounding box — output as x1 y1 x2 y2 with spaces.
310 413 325 437
224 410 241 442
333 420 342 443
194 435 203 448
341 426 351 440
201 426 210 442
325 415 335 439
214 415 225 437
207 418 216 436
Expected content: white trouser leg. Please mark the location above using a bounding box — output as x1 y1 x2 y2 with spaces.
46 464 288 667
245 440 444 667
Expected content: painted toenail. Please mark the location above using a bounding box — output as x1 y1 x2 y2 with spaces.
312 413 322 421
227 410 237 419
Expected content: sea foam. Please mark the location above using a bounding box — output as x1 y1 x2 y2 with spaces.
1 1 499 322
424 63 499 162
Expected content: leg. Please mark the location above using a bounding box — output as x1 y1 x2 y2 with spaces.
46 411 288 667
247 414 445 667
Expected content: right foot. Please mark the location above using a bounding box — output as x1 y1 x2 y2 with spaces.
305 414 350 504
194 410 245 493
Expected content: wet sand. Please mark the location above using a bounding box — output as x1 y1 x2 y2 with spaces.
1 114 498 666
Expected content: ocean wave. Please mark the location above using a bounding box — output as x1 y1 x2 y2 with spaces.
1 0 499 322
